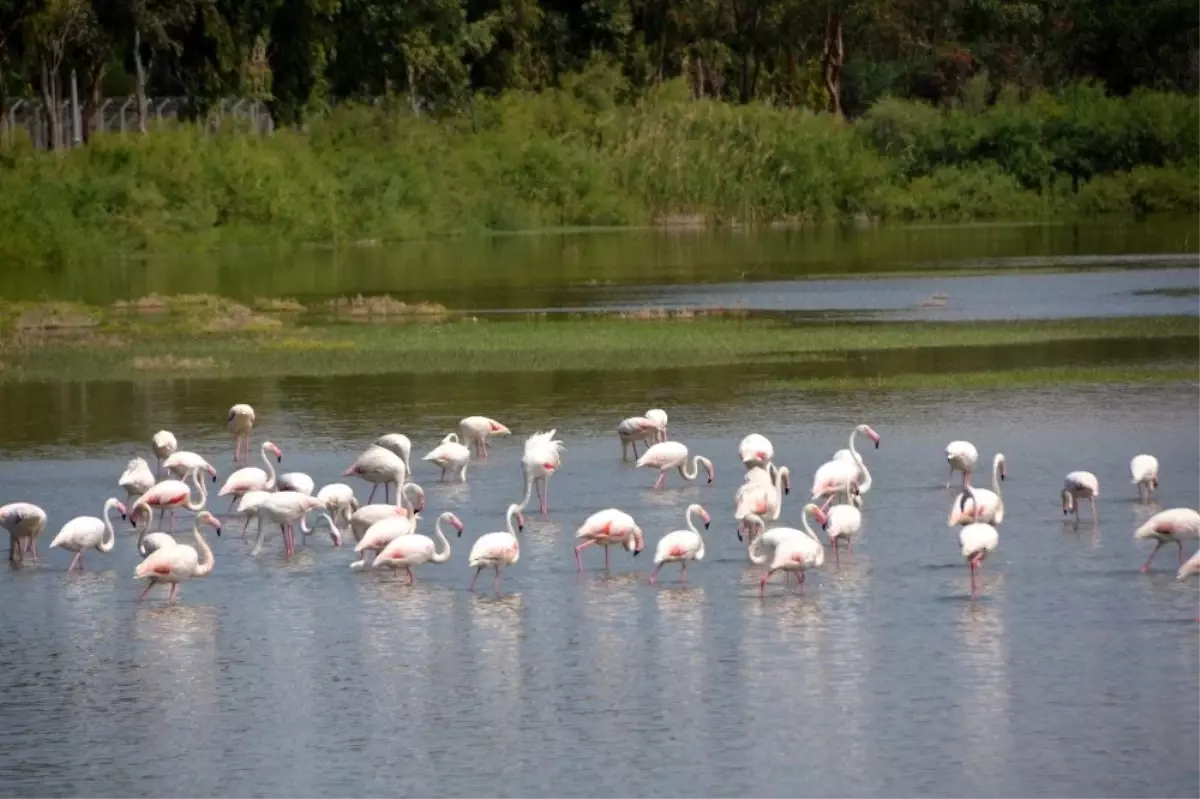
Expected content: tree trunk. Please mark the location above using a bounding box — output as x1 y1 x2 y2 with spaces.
39 57 61 151
821 11 844 118
133 29 149 135
82 62 106 143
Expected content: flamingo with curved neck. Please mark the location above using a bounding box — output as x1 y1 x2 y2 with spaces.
373 512 464 582
50 498 125 571
131 468 209 532
134 519 218 601
468 504 525 592
218 441 283 512
648 504 711 585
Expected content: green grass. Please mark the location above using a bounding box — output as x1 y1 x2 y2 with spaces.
759 364 1199 393
0 297 1194 383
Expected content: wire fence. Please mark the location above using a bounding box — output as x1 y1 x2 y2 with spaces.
3 95 276 150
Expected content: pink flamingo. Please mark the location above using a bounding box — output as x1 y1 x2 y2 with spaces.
372 512 464 582
118 457 155 502
252 492 338 557
458 416 511 459
130 469 208 532
949 453 1006 526
517 430 565 518
343 445 408 504
49 498 124 571
228 403 256 464
1134 508 1200 572
648 504 711 585
956 487 1000 599
1061 471 1100 525
163 451 219 484
218 441 283 511
422 434 471 482
468 504 524 592
151 430 177 475
617 417 663 460
636 441 714 490
134 519 218 601
574 508 644 571
0 502 47 564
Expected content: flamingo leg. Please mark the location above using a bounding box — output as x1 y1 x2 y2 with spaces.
167 583 179 601
440 466 446 482
384 482 391 504
1141 540 1165 572
67 552 82 572
760 569 773 597
574 540 594 573
27 538 38 563
470 566 483 591
138 579 156 601
797 569 806 595
679 562 687 583
1090 497 1098 525
605 546 611 571
1177 540 1185 567
945 465 954 489
649 563 665 585
833 538 841 567
241 515 252 538
407 567 414 585
366 484 378 504
492 567 502 593
653 471 666 490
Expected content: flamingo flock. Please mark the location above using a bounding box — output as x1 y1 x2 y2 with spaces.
1 401 1197 609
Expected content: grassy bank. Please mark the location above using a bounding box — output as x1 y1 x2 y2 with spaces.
0 294 1194 384
1 81 1196 266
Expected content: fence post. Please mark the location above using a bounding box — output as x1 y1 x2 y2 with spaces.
70 69 82 146
120 98 130 133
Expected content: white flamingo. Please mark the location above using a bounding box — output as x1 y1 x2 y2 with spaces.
130 469 209 532
423 434 472 482
134 519 217 602
276 472 315 495
1134 508 1200 573
136 510 221 559
218 441 283 510
468 504 525 592
317 483 359 539
228 403 256 464
949 453 1006 526
1178 550 1200 580
517 430 565 518
812 424 879 503
458 416 511 459
823 488 863 567
645 408 668 442
118 457 155 502
574 508 644 572
738 433 774 469
946 440 978 489
752 505 826 597
50 498 125 571
648 504 711 585
372 512 464 582
1062 471 1100 525
636 441 714 490
1 502 48 564
617 416 663 460
348 482 426 547
956 486 1000 599
352 511 421 570
742 504 826 586
232 490 272 539
734 465 790 542
375 433 413 474
343 445 408 504
163 451 218 484
253 492 337 557
1130 454 1160 502
151 430 177 475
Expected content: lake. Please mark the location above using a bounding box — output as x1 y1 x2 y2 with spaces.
0 220 1197 798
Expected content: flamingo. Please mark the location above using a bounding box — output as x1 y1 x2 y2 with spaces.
151 430 177 475
277 472 315 495
812 424 879 503
218 441 283 510
734 466 790 542
317 482 359 539
50 498 124 571
956 486 1000 599
645 409 668 442
1 502 47 564
517 430 565 518
1178 550 1200 580
752 506 826 597
949 453 1006 526
343 445 407 504
228 403 256 464
1062 471 1100 524
1134 508 1200 573
1130 454 1160 502
822 484 863 567
468 504 525 592
253 492 337 557
617 417 663 460
742 504 827 586
574 508 644 572
136 510 221 559
352 511 421 570
374 434 413 474
348 482 426 546
946 440 979 489
458 416 511 459
738 433 774 469
648 504 711 585
162 451 218 484
372 512 464 582
118 457 155 502
130 468 208 532
233 490 272 539
134 519 218 601
636 441 714 491
423 434 471 482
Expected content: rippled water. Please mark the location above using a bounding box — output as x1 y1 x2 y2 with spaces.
1 375 1196 797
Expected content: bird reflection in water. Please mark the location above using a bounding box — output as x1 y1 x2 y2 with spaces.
468 592 523 734
955 597 1012 794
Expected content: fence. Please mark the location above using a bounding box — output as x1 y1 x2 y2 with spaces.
4 93 276 150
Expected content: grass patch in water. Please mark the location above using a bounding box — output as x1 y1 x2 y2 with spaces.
759 364 1199 393
1130 286 1200 298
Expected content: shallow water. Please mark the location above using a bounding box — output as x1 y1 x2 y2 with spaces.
0 372 1197 797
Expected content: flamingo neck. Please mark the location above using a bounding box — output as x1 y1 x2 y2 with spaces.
100 500 118 553
680 456 699 481
186 468 209 511
747 531 768 565
506 508 521 536
992 458 1003 497
516 469 535 512
261 445 278 490
432 516 452 563
193 529 214 576
801 508 821 543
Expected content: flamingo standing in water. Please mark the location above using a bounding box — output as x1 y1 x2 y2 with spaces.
949 453 1006 526
423 434 472 482
130 469 209 532
348 483 426 543
734 466 790 542
372 512 464 582
253 492 338 557
458 416 511 459
517 430 565 518
343 445 407 504
945 440 978 489
1178 549 1200 580
636 441 714 490
738 433 774 469
648 504 711 585
228 403 256 464
1062 471 1100 525
134 519 218 601
956 486 1000 599
135 510 222 559
468 504 524 592
151 430 177 475
751 505 826 596
0 502 47 564
50 498 124 571
742 505 826 586
317 483 359 539
1134 508 1200 573
218 441 283 511
1130 454 1160 502
617 417 663 460
645 409 668 442
233 490 271 539
812 424 879 504
351 507 422 570
277 472 315 495
118 457 155 502
162 451 218 484
574 508 644 572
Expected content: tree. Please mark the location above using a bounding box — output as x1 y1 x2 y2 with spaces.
26 0 88 149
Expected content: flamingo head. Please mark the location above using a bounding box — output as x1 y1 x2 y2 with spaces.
446 512 465 538
626 526 644 556
506 504 525 532
1061 489 1074 515
805 504 827 528
266 442 283 462
1151 477 1159 489
116 500 128 520
197 511 222 536
129 503 149 528
699 507 712 529
408 484 426 512
859 425 881 449
206 465 218 483
490 421 511 436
